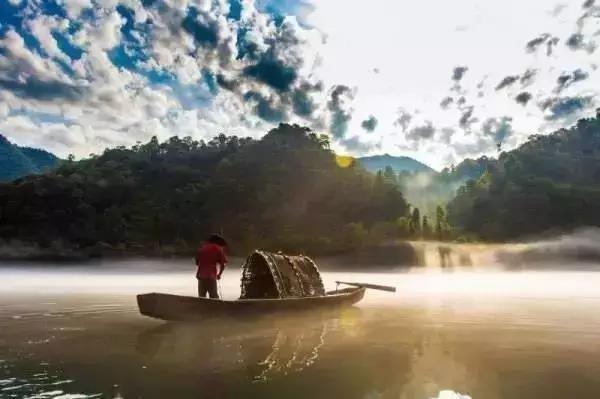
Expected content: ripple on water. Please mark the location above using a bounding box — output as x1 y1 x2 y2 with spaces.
0 364 100 399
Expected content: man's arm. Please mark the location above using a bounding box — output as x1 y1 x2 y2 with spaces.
217 247 227 279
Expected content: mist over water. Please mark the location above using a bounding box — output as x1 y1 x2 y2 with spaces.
3 231 600 399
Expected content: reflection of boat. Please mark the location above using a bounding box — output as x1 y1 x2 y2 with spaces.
137 250 366 321
137 287 365 322
135 311 340 381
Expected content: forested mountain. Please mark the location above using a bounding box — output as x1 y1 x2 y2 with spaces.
357 153 490 219
358 154 433 174
0 135 59 181
447 115 600 240
0 124 410 257
3 114 598 255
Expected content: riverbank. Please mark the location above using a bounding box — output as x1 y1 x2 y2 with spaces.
3 229 600 269
0 239 433 267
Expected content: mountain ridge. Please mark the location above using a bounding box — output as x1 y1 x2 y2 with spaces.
0 134 60 181
357 154 434 174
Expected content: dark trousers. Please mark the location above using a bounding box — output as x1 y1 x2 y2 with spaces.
198 278 219 299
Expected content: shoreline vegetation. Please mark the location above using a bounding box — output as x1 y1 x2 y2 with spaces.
0 239 474 269
2 114 600 264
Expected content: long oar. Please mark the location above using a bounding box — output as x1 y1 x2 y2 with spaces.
335 281 396 293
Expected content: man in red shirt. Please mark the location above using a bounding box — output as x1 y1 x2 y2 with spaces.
195 234 228 299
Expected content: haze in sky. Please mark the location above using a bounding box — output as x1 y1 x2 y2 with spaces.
0 0 599 169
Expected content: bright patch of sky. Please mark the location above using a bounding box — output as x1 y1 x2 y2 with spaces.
0 0 599 169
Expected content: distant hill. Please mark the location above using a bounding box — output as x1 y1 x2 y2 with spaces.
0 135 59 181
356 154 492 218
357 154 434 174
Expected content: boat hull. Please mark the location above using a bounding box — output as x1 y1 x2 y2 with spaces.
137 287 365 322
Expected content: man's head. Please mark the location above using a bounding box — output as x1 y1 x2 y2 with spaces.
207 233 227 248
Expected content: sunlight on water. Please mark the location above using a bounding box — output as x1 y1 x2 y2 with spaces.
431 391 472 399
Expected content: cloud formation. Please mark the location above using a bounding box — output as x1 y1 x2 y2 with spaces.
327 85 355 138
1 0 600 169
566 33 596 52
0 0 353 156
394 108 412 132
481 116 514 149
525 33 559 56
407 122 436 141
526 33 551 52
459 106 477 130
340 135 380 153
515 92 533 106
540 96 595 120
520 69 537 87
555 69 589 92
361 115 378 132
452 66 469 82
440 96 454 109
496 75 520 91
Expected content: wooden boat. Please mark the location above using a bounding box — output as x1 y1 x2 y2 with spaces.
137 287 365 322
137 250 393 322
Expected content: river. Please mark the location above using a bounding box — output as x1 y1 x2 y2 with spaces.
2 246 600 399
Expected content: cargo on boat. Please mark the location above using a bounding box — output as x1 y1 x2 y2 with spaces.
137 250 366 321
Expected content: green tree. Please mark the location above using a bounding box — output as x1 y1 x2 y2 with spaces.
422 216 432 239
435 205 448 240
409 207 421 238
0 123 413 257
447 114 600 241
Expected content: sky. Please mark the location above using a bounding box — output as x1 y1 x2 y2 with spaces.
0 0 599 170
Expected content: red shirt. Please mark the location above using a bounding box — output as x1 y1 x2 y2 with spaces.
195 243 227 280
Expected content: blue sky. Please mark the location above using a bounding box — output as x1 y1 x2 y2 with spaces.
0 0 599 169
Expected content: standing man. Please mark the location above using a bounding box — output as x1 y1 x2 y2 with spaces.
195 234 228 299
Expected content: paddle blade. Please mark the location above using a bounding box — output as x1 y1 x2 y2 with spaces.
336 281 396 293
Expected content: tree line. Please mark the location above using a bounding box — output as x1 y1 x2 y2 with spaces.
3 112 596 258
0 124 422 257
447 114 600 240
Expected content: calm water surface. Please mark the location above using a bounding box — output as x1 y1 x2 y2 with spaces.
2 258 600 399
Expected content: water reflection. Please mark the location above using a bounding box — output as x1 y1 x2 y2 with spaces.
135 310 351 382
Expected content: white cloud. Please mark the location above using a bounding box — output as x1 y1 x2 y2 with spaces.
0 29 70 83
1 0 599 168
307 0 600 168
0 103 9 118
61 0 94 19
2 0 330 158
27 16 71 64
72 10 124 51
